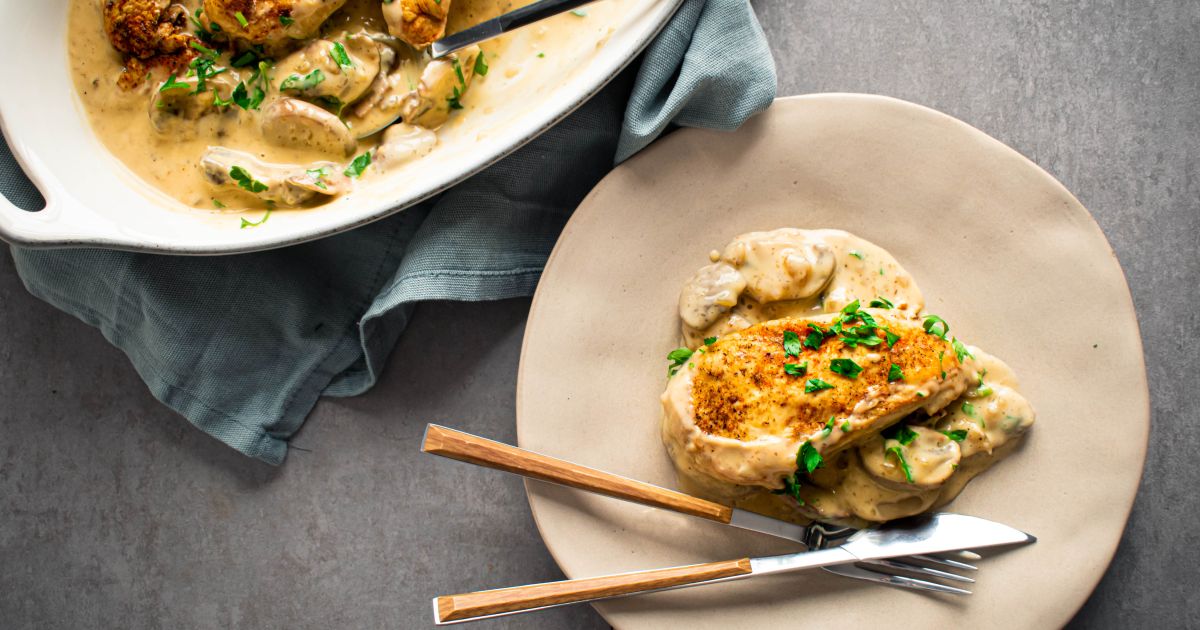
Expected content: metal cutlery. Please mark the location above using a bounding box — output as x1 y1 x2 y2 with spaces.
421 425 1018 592
431 512 1035 624
431 0 598 58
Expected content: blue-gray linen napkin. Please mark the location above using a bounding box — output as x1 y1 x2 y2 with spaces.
1 0 774 464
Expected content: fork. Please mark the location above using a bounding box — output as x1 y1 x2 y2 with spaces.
422 424 984 594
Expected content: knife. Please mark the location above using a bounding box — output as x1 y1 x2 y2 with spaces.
422 424 856 547
432 512 1035 624
431 0 597 58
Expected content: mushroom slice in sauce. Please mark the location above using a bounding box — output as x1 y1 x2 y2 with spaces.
720 229 837 304
678 262 747 331
382 0 450 49
261 97 358 156
202 0 349 45
373 123 437 170
858 426 962 491
274 32 382 105
343 41 426 138
148 72 239 135
401 45 481 129
200 147 349 206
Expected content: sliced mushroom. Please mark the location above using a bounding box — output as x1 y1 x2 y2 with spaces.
400 45 481 129
274 31 382 105
720 230 836 304
373 123 437 170
261 97 358 156
200 147 350 206
678 262 747 331
203 0 348 46
148 72 239 135
343 42 426 138
382 0 450 49
858 426 962 491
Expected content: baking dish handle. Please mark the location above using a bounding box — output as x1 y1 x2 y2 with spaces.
0 185 129 250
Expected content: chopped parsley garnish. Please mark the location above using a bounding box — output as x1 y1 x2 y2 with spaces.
536 52 545 58
329 41 354 69
279 14 294 26
784 362 807 377
841 421 852 432
886 446 914 483
187 55 227 94
240 210 271 229
229 166 268 193
887 364 904 382
848 250 864 260
666 347 693 376
344 152 371 178
473 52 489 76
803 327 826 350
234 11 249 27
773 474 804 505
189 41 220 61
231 45 268 68
799 441 822 473
821 416 835 438
962 401 977 418
952 337 973 362
829 358 862 379
841 299 861 314
212 90 233 107
703 336 717 346
868 296 894 309
938 350 946 379
306 167 329 190
212 198 226 208
805 378 834 393
973 381 994 398
884 329 900 347
783 330 802 356
280 68 325 91
231 81 265 110
159 74 190 93
941 429 968 442
884 423 918 445
922 314 949 339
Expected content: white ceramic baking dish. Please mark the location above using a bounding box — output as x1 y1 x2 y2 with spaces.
0 0 679 254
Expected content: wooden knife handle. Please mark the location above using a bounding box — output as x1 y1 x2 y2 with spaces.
422 424 733 523
434 558 753 623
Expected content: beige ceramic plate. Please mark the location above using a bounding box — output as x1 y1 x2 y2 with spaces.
516 94 1148 628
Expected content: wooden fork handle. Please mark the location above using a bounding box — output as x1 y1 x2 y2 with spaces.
422 424 733 523
434 558 753 623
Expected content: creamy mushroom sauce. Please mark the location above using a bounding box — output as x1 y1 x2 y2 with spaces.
662 228 1036 527
68 0 529 212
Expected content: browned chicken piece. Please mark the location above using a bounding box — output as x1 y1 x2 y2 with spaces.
103 0 195 88
202 0 348 45
662 308 977 490
382 0 451 49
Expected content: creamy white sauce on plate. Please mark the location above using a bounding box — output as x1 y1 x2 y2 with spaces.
662 227 1036 527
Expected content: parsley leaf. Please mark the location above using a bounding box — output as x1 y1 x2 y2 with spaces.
952 337 973 362
805 378 834 393
280 69 325 92
280 14 294 26
888 364 904 382
344 152 372 178
821 416 835 438
962 401 977 418
799 441 822 473
848 250 864 260
941 429 968 442
229 166 268 193
922 314 949 339
841 421 852 432
784 362 807 377
159 74 190 92
869 296 894 309
473 51 489 76
666 347 693 376
803 329 825 350
829 358 863 379
239 209 271 229
329 41 354 69
234 10 249 27
773 474 804 505
783 330 802 357
884 329 900 347
886 446 914 483
703 336 717 346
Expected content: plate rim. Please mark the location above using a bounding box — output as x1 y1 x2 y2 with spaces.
517 92 1150 627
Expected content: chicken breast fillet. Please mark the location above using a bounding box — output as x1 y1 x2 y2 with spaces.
203 0 348 45
662 309 977 490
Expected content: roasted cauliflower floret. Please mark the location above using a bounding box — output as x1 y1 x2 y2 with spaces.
382 0 450 48
202 0 348 45
103 0 195 87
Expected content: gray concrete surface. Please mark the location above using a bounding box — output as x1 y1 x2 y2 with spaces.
3 1 1198 627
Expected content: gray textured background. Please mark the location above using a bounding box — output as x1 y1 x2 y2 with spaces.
3 1 1198 628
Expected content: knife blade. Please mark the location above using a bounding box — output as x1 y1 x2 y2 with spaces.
431 0 597 58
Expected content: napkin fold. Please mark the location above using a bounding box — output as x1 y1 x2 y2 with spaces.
2 0 775 464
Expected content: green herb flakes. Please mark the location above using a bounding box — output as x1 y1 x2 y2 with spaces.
922 314 949 339
783 330 802 357
784 362 807 377
805 378 834 394
887 364 904 382
344 152 372 178
666 347 693 376
799 441 822 473
941 429 968 442
829 358 863 379
886 446 914 483
229 166 267 193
